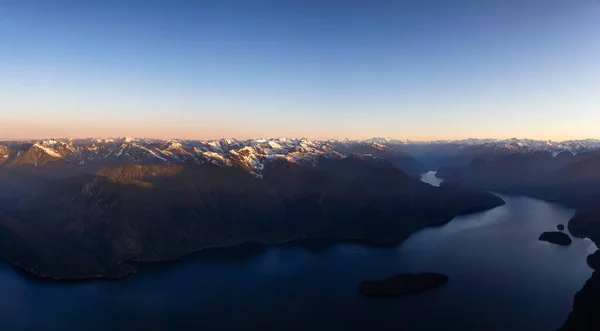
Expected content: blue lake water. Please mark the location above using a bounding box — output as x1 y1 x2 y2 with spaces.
0 172 594 330
420 170 443 187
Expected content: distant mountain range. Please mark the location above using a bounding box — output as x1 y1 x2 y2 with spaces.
5 136 600 207
4 136 600 210
3 137 600 178
0 137 426 178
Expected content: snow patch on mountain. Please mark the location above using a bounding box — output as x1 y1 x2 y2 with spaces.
114 145 128 157
199 151 230 166
135 144 168 162
33 143 62 158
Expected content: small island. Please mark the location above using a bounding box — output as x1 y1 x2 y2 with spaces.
557 224 565 231
358 272 449 297
539 231 572 246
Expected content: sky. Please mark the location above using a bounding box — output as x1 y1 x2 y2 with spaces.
1 0 599 141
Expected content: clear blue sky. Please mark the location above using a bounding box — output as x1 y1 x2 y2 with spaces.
1 0 599 140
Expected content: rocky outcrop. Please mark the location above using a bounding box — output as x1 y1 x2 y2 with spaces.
587 251 600 271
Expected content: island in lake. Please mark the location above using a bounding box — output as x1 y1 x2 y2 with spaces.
358 273 449 297
539 231 572 246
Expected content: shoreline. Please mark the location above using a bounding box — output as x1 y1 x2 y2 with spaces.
0 198 505 282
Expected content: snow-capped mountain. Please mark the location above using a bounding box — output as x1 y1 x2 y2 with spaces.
455 138 600 156
0 145 9 166
394 138 600 155
1 137 600 178
0 137 346 178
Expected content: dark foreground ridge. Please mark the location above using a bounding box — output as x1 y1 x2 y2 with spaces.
560 210 600 331
560 250 600 331
538 231 572 246
0 155 504 280
358 272 449 297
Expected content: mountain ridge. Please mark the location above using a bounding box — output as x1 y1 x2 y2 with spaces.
4 137 600 180
0 154 504 280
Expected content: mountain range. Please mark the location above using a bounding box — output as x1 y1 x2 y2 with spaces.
4 137 600 171
0 137 425 179
0 137 507 279
4 136 600 217
3 137 600 182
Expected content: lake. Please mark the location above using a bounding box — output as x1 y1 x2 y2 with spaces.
0 172 594 331
420 170 443 187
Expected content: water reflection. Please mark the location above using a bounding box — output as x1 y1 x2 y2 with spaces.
0 194 595 330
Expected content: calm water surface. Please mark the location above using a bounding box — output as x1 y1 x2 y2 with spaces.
0 173 594 331
420 170 443 187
